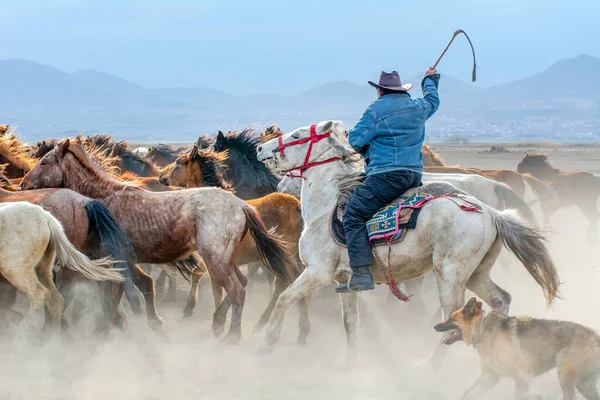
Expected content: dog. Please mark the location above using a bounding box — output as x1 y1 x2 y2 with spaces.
434 297 600 400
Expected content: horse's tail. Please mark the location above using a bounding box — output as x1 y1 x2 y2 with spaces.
494 182 538 226
46 212 124 283
491 208 560 305
85 199 142 315
242 204 293 282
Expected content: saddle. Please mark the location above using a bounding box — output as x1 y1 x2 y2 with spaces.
330 187 433 247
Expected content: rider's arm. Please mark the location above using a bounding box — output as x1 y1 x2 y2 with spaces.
421 74 441 119
348 107 377 155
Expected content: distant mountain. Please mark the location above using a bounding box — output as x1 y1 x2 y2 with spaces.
1 56 598 142
72 69 144 93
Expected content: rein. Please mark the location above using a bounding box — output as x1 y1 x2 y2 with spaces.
277 125 341 179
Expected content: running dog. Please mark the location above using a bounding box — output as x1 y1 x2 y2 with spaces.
434 297 600 400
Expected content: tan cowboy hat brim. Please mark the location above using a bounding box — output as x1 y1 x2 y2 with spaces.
368 81 413 91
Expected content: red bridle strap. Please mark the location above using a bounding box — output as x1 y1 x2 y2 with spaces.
278 124 340 179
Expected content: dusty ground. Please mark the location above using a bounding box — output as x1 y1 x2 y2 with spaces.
1 144 600 399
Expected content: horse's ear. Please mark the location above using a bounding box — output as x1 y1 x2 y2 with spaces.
216 131 225 143
190 145 199 160
321 121 334 133
57 139 70 157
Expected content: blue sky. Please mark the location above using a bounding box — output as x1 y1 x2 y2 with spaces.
2 0 598 94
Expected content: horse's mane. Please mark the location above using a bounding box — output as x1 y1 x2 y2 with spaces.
422 144 445 166
261 125 284 142
34 139 59 159
0 125 9 136
65 139 138 187
84 134 158 175
521 153 560 172
214 128 280 192
194 149 234 192
0 130 37 170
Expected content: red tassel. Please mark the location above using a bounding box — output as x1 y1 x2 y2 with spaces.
389 279 412 302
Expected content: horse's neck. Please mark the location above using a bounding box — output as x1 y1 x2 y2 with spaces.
300 162 346 223
63 164 127 199
535 165 559 181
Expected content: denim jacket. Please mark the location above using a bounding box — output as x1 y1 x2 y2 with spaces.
348 74 440 175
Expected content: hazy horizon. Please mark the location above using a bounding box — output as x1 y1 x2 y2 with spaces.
2 0 599 95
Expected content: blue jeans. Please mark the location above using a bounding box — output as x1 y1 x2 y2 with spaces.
343 170 422 267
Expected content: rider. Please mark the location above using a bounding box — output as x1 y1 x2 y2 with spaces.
336 67 440 293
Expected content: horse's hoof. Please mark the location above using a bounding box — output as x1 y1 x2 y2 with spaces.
333 355 357 372
252 323 266 335
182 309 193 319
212 323 225 338
296 335 308 347
218 333 241 346
148 317 163 331
255 344 273 356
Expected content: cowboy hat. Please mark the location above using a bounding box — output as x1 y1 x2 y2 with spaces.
368 71 412 92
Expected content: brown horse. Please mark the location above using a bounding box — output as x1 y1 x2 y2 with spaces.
159 146 310 342
0 131 36 179
22 138 292 342
517 153 600 243
422 144 445 167
0 186 161 331
146 144 190 168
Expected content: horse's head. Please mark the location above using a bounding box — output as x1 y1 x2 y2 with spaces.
21 139 72 190
256 120 346 173
517 153 551 176
159 138 229 190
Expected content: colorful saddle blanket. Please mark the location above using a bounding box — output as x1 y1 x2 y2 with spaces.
330 192 433 247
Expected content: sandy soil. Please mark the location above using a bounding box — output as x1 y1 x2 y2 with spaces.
2 145 599 399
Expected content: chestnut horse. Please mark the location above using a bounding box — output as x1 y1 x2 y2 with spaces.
160 145 310 342
0 130 36 179
517 153 600 243
22 138 292 342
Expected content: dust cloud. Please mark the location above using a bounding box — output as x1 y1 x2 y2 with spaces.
1 145 598 399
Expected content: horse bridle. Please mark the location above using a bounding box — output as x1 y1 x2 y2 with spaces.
276 124 341 179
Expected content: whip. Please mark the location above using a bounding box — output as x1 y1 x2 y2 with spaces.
433 29 477 82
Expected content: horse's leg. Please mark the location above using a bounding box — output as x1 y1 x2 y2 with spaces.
131 264 163 330
253 276 286 334
3 266 50 343
211 277 228 338
466 239 511 314
35 250 65 339
338 291 359 370
155 268 167 298
296 295 311 346
183 269 205 318
259 271 322 354
223 266 248 343
425 259 470 368
165 276 177 304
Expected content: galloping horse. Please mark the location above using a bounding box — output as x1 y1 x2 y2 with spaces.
0 202 123 340
517 153 600 244
256 121 560 366
22 138 292 342
159 144 310 343
0 186 154 330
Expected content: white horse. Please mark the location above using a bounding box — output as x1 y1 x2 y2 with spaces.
257 120 560 366
0 202 123 340
279 171 537 224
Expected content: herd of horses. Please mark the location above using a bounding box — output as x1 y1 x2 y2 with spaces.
0 121 598 368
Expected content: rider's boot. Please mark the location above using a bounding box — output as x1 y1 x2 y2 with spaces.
335 265 375 293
